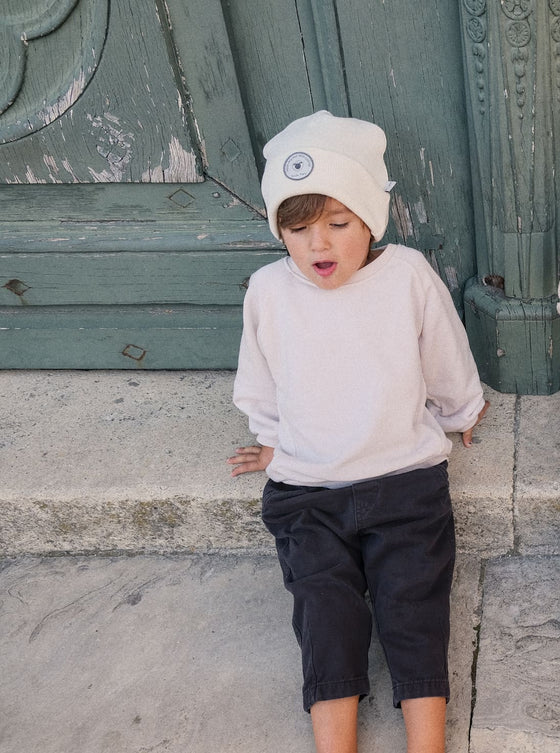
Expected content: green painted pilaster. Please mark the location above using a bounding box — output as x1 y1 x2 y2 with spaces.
460 0 560 394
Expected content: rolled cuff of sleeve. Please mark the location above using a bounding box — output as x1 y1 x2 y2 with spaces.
428 394 486 434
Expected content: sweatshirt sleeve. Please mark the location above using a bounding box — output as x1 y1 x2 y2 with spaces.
233 279 279 448
418 264 486 434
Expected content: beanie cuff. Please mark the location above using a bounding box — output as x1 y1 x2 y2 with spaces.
263 147 390 241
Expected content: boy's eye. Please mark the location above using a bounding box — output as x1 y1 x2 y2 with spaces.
288 226 306 233
331 222 349 229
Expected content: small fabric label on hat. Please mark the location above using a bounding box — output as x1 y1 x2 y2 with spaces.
283 152 314 180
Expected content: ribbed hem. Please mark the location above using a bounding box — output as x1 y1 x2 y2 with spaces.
303 676 370 713
392 678 450 709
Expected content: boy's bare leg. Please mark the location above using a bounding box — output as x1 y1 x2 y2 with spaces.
401 697 446 753
310 696 360 753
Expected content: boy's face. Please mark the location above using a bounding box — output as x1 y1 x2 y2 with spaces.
280 198 372 290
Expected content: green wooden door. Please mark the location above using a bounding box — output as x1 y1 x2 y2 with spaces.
0 0 474 369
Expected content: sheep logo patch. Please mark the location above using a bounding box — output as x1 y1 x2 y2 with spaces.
283 152 314 180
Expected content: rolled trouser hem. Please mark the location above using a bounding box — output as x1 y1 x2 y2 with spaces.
392 679 450 709
303 676 370 713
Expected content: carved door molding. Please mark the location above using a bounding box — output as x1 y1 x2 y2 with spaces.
1 0 109 144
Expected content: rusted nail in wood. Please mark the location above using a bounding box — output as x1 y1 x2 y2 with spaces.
3 279 31 297
122 344 147 362
483 275 505 290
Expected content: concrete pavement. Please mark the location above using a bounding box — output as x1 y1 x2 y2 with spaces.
0 371 559 752
470 556 560 753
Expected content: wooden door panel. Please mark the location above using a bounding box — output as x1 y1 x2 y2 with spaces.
1 0 201 184
219 0 314 174
335 0 476 312
162 0 263 209
0 0 281 368
1 0 475 368
0 305 244 369
0 249 281 306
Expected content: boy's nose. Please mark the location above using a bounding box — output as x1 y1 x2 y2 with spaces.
309 226 329 252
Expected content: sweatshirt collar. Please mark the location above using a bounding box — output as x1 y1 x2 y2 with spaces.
285 243 397 288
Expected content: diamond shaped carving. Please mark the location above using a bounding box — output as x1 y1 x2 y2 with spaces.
168 188 195 208
221 138 241 162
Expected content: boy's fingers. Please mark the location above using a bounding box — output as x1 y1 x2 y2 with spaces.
227 446 266 475
462 400 490 448
234 445 262 456
227 447 261 464
228 445 272 476
479 400 490 421
230 459 260 476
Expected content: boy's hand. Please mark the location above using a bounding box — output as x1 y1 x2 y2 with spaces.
461 400 490 448
227 445 274 476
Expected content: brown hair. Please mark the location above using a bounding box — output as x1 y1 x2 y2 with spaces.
276 194 327 230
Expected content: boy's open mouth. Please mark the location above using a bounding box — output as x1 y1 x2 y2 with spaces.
313 261 337 276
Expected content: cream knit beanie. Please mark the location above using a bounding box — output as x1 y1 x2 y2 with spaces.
261 110 393 241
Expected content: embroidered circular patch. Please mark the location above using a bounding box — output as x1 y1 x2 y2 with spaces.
283 152 314 180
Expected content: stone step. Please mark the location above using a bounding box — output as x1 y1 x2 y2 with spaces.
0 371 558 557
470 555 560 753
0 552 481 753
1 551 558 752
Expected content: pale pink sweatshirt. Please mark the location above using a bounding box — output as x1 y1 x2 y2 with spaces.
234 244 485 487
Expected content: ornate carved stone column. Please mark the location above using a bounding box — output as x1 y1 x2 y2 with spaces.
461 0 560 393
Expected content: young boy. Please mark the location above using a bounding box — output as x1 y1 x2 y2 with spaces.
228 111 489 753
